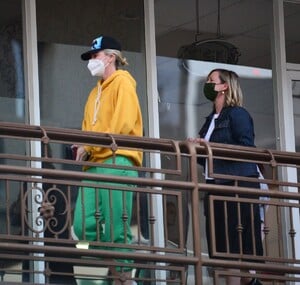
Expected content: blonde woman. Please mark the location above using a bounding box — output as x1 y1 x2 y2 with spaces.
74 35 142 285
190 69 263 285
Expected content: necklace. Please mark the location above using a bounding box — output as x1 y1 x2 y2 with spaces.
92 82 101 125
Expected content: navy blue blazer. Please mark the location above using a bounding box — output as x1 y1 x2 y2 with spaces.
198 106 258 180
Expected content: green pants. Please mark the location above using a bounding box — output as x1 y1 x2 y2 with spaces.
73 156 137 267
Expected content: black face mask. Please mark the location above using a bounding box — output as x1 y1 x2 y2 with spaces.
203 83 218 101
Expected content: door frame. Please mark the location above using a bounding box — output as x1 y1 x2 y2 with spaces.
285 63 300 267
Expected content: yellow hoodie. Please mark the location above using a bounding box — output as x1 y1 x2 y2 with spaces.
82 70 143 166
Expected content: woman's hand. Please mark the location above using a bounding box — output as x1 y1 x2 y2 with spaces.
75 145 89 161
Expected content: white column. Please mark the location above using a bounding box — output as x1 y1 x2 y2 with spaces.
144 1 166 284
22 0 44 283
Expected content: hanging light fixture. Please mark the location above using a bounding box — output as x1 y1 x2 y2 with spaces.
177 0 241 64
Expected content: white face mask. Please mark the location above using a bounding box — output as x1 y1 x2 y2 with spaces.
87 59 106 77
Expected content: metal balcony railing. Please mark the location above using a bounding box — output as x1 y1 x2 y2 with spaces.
0 122 299 284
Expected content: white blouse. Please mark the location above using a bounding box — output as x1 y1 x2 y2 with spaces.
204 113 219 180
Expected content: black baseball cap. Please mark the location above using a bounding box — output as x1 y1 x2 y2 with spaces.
81 36 122 61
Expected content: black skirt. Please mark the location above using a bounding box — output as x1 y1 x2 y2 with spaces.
204 179 263 259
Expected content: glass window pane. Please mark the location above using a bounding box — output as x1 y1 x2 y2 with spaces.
0 0 25 122
155 0 276 171
0 2 26 279
155 0 273 69
36 0 148 133
155 2 276 277
35 2 147 281
284 2 300 64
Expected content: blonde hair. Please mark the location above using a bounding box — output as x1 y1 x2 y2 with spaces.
208 68 243 107
104 49 128 68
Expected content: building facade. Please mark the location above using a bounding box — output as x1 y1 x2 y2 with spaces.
1 0 300 283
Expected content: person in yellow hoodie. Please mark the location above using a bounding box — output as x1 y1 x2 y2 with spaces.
73 35 142 285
